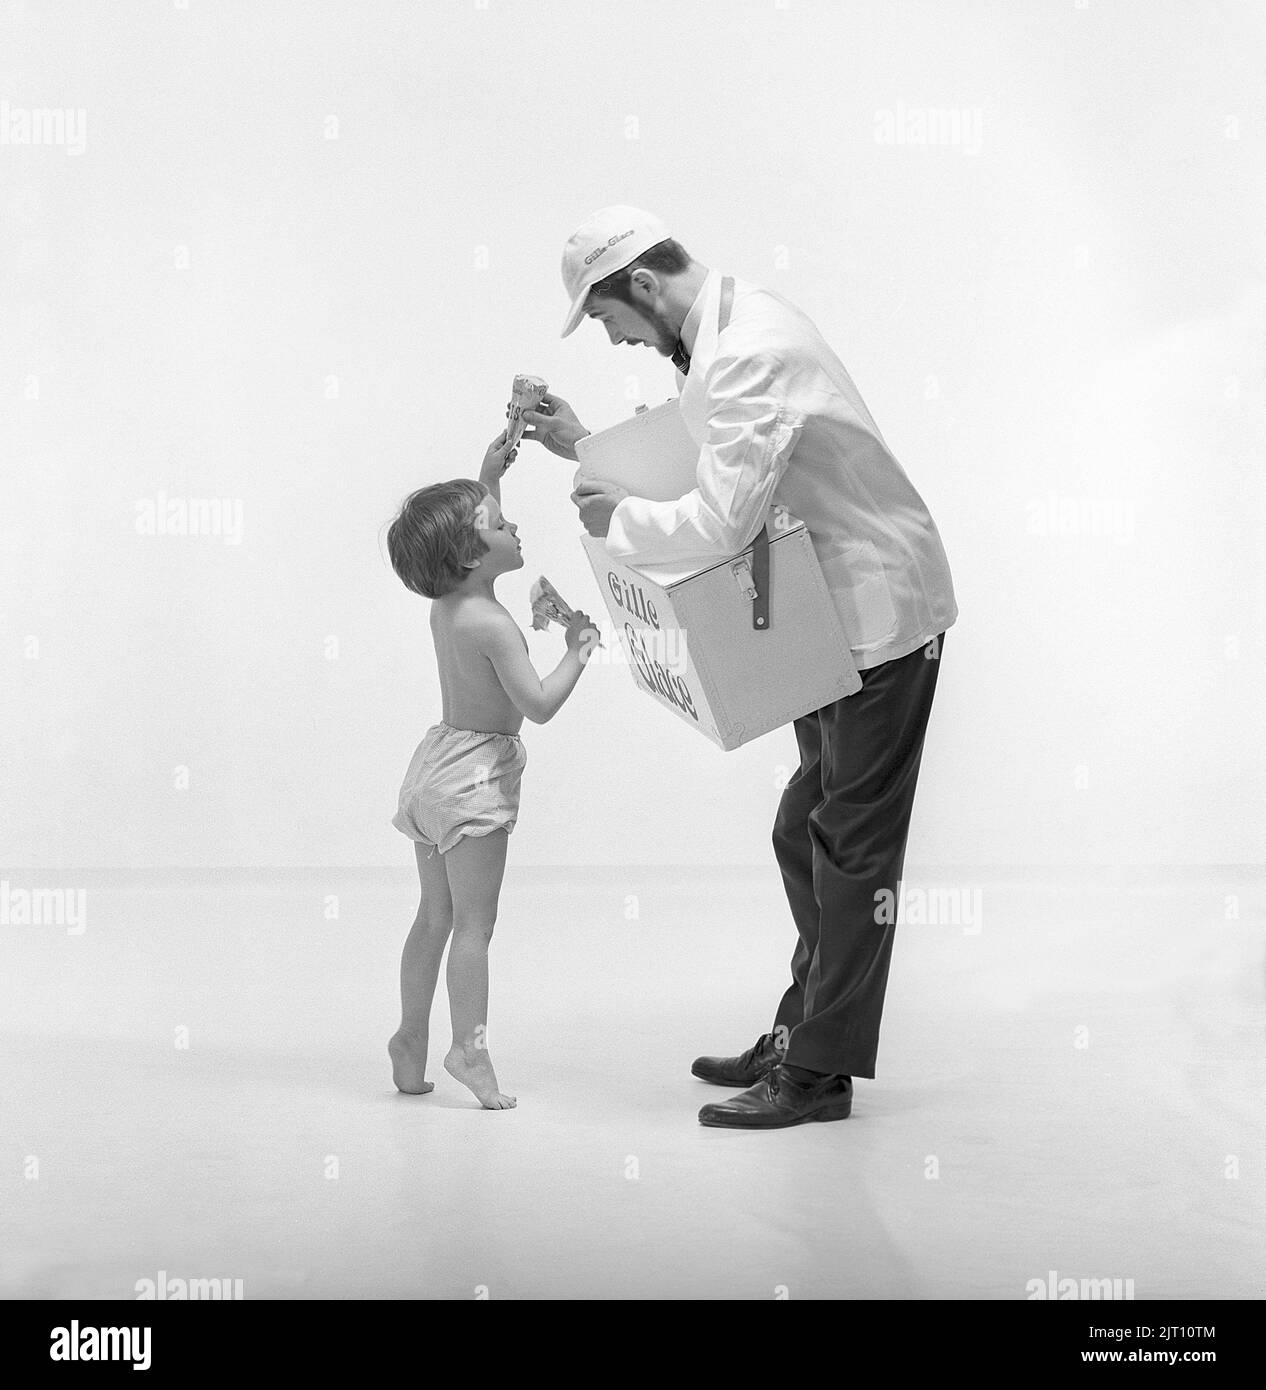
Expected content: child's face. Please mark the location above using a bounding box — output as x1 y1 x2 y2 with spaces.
473 492 524 575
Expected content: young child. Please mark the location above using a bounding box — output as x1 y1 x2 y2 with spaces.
385 429 598 1109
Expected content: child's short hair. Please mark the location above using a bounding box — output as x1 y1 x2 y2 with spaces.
387 479 490 598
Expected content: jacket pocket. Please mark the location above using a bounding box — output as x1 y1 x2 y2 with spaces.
818 540 898 648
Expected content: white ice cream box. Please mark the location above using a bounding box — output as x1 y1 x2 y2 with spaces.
579 518 861 751
575 399 861 749
573 400 863 748
573 401 862 749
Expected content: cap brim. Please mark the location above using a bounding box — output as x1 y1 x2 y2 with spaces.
560 287 589 338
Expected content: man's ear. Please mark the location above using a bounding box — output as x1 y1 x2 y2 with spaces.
628 268 660 303
460 558 481 570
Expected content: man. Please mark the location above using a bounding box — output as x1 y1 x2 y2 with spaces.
523 206 957 1130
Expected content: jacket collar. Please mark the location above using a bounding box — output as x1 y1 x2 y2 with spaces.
679 268 723 361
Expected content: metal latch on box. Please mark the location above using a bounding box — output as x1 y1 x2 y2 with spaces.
730 525 772 631
731 557 757 600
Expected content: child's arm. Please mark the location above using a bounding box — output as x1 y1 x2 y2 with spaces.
478 430 518 504
477 611 599 724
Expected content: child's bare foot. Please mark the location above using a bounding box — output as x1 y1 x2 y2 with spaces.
444 1044 516 1110
388 1030 434 1095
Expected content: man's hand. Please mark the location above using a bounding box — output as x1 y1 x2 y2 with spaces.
571 479 630 539
519 391 590 462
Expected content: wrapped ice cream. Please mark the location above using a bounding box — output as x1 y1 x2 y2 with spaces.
529 576 574 632
505 374 549 451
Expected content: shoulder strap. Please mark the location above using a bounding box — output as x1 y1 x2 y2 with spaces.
716 275 771 632
751 524 770 631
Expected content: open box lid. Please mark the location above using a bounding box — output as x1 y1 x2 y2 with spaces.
576 401 807 589
574 399 696 502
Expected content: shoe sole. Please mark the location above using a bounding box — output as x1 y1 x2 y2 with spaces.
698 1100 853 1129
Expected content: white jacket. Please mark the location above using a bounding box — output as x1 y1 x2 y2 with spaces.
605 269 958 669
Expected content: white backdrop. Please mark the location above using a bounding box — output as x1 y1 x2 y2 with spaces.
3 0 1263 869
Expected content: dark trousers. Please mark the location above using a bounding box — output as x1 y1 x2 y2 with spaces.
772 633 946 1079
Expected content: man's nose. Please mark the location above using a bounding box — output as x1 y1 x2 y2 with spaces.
604 322 622 345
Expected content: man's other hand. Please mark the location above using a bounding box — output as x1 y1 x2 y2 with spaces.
571 479 630 539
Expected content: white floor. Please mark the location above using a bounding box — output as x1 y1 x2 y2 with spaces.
2 865 1263 1300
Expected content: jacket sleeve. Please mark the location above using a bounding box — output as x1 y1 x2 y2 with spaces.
604 352 805 567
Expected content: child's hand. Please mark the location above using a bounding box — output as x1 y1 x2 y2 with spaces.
565 611 601 660
481 428 519 479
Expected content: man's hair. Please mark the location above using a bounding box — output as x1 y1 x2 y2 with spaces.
387 478 489 599
587 237 692 307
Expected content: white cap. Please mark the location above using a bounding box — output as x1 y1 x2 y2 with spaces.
559 205 673 337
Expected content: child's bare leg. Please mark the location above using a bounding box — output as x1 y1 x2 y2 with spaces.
389 840 453 1094
442 829 516 1110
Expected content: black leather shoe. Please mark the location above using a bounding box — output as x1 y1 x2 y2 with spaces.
691 1031 782 1087
698 1065 853 1129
